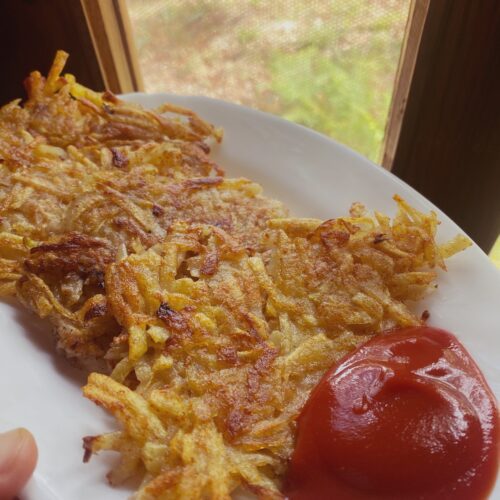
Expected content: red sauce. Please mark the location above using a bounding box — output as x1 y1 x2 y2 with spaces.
284 327 499 500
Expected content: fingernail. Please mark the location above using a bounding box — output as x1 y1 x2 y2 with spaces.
0 428 28 464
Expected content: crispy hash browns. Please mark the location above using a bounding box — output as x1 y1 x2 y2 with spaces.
81 200 470 499
0 50 285 361
0 52 472 499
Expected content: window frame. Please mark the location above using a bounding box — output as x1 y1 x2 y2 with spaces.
81 0 422 170
81 0 143 93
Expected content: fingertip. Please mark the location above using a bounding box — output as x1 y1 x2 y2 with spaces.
15 428 38 471
0 428 38 499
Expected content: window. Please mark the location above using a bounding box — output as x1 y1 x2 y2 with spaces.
79 0 499 252
125 0 410 163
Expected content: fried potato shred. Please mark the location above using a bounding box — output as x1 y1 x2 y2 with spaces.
0 50 285 361
0 52 472 499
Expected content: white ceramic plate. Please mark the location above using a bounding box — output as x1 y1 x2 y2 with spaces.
2 94 498 500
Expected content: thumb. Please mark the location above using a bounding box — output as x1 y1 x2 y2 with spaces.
0 428 38 499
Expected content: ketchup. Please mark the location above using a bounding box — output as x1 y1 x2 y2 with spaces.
284 327 499 499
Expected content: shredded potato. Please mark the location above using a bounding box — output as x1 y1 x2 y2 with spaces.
79 202 469 498
0 51 285 361
0 52 471 499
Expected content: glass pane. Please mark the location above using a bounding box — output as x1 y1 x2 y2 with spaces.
126 0 411 162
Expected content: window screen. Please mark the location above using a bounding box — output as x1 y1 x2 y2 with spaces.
126 0 411 162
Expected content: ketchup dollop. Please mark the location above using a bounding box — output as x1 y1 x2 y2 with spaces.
284 327 498 499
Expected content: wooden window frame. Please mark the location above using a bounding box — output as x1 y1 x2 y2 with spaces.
81 0 143 94
387 0 500 251
80 0 428 170
382 0 430 170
